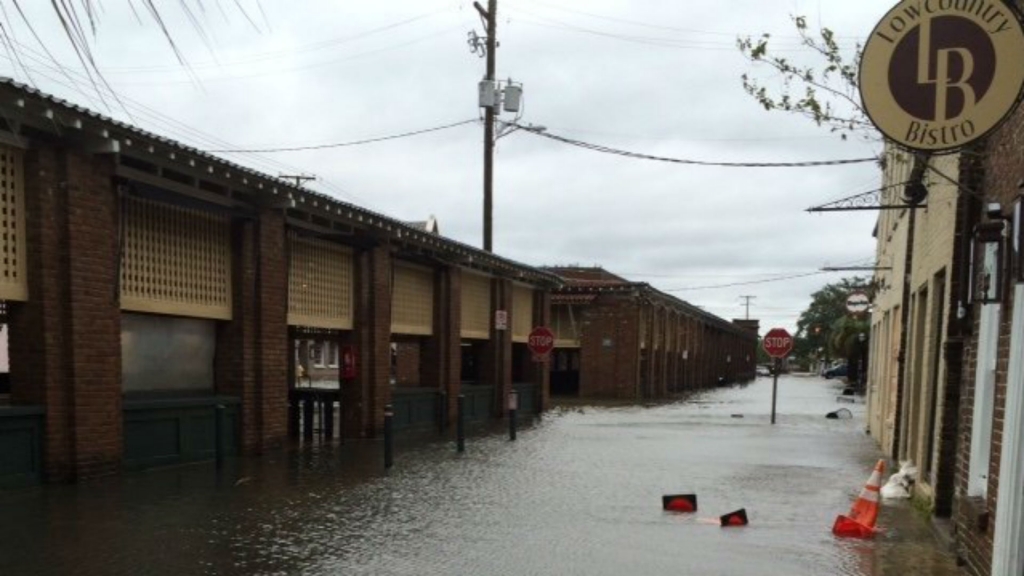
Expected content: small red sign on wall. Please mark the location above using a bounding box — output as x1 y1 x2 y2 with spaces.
341 345 358 379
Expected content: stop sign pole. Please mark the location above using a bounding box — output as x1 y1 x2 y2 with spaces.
762 328 794 425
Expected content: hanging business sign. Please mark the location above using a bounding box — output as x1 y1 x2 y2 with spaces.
860 0 1024 153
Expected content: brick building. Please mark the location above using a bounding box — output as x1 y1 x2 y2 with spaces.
861 8 1024 568
545 267 758 399
949 76 1024 575
866 145 963 520
0 80 559 486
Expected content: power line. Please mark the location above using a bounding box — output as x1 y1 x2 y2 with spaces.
511 123 878 168
509 0 866 41
96 8 455 75
0 46 369 204
664 271 837 292
205 119 478 153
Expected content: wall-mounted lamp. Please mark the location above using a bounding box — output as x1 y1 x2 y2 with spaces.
1014 185 1024 282
973 215 1006 304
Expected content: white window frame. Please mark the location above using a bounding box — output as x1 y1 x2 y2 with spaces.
310 341 325 368
968 299 1000 498
993 284 1024 575
327 342 339 368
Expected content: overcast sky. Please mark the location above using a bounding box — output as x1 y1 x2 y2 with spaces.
4 0 899 334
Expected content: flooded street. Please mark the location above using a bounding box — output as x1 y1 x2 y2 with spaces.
0 375 959 576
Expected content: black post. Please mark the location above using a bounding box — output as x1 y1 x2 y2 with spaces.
302 395 314 440
508 389 518 441
288 393 299 438
457 394 466 453
324 395 334 439
770 358 780 425
438 390 448 434
384 404 394 469
215 403 226 470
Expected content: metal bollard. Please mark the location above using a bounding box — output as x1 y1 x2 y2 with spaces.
508 389 518 442
288 395 299 438
214 404 226 470
324 397 334 440
438 390 448 433
302 396 314 440
384 404 394 469
456 394 466 453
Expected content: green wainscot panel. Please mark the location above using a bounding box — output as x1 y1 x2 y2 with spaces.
0 407 44 488
462 385 494 422
123 396 239 471
514 383 539 415
391 389 440 431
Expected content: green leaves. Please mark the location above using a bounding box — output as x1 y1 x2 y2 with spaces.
736 14 877 142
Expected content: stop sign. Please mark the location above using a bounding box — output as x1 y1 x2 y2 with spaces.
527 326 555 356
762 328 794 359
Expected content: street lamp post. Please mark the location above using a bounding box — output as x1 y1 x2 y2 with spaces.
858 332 867 393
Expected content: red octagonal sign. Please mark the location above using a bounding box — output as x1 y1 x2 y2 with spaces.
528 326 556 357
762 328 794 359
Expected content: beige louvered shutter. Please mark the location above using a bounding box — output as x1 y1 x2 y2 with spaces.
288 234 354 329
392 262 434 335
0 146 25 301
120 197 231 319
512 284 534 343
460 271 491 340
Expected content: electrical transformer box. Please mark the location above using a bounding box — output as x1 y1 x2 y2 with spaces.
503 85 522 113
478 80 496 108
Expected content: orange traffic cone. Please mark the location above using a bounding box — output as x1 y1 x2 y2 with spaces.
832 459 885 538
720 508 748 527
662 494 698 513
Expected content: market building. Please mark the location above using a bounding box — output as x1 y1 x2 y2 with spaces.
545 267 758 399
0 79 560 487
866 146 965 522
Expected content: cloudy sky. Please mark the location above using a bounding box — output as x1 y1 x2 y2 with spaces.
4 0 899 334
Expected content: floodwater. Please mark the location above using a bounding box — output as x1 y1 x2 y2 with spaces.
0 376 960 576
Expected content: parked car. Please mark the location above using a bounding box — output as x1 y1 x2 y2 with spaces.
756 365 772 377
824 363 848 379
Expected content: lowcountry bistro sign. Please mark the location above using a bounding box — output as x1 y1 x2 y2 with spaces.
860 0 1024 153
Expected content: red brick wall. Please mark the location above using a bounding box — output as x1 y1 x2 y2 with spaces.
11 147 73 480
216 209 288 453
255 209 288 450
578 294 641 399
345 245 392 438
217 218 258 451
394 340 421 386
953 89 1024 575
10 147 121 481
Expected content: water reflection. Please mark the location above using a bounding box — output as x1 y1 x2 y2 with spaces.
0 377 959 576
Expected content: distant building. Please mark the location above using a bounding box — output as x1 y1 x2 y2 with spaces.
544 267 757 400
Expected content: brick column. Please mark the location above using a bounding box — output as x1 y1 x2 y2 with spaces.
423 265 461 428
642 303 655 399
487 278 513 417
255 209 288 450
217 218 258 451
656 309 669 398
345 244 391 438
216 208 287 453
10 148 121 481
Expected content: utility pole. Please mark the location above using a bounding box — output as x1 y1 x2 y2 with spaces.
739 295 756 320
475 0 497 252
279 174 316 188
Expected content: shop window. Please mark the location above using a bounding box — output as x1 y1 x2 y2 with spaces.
122 312 215 393
310 341 324 368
